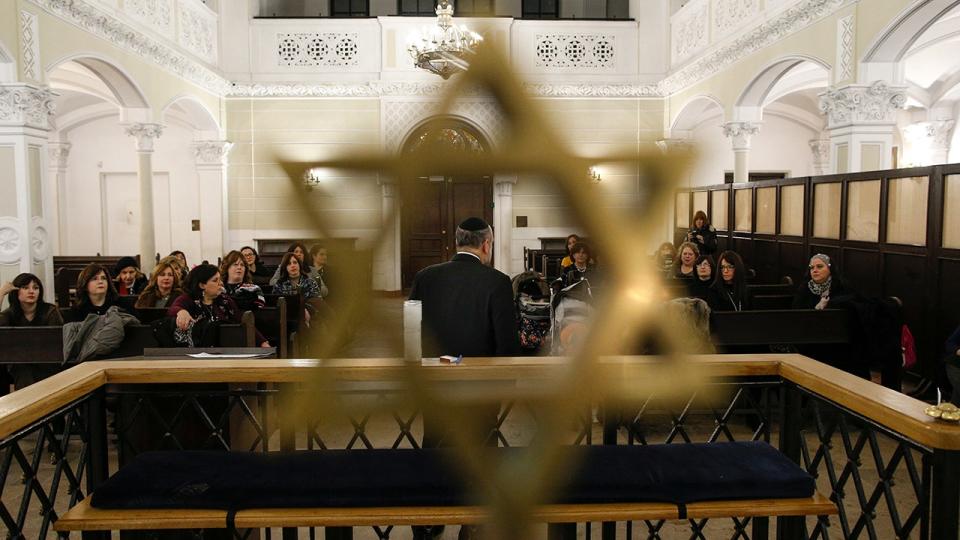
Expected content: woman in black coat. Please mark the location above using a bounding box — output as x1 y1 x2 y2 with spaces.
685 210 718 256
792 253 855 310
707 251 750 312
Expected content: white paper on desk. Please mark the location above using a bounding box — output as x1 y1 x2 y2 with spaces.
186 352 272 359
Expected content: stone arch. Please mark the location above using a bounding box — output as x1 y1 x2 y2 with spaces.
384 101 504 155
46 53 150 110
734 55 830 122
670 95 724 135
862 0 960 82
161 94 221 135
400 115 492 155
0 38 16 83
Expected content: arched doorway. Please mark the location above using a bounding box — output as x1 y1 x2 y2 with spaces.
400 119 493 288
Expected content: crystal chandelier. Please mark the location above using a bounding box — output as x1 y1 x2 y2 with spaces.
407 0 483 79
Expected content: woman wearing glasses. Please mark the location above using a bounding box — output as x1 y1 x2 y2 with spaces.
707 251 750 312
686 254 715 300
792 253 854 310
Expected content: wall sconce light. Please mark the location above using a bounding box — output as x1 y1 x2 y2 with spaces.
588 166 601 184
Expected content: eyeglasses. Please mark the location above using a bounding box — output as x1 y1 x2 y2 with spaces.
696 262 712 268
808 264 827 270
720 264 735 270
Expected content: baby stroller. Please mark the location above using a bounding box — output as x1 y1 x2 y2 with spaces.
512 271 552 353
550 278 595 355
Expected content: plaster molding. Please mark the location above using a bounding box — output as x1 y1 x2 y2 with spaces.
903 120 956 150
722 121 760 150
125 122 164 152
193 140 233 166
31 217 48 262
0 217 22 265
655 138 695 154
20 10 40 82
25 0 231 95
0 84 56 130
661 0 850 95
495 181 513 197
835 14 855 82
818 81 907 129
808 138 830 175
227 81 663 98
48 141 71 169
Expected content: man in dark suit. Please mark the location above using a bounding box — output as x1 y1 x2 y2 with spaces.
408 217 519 540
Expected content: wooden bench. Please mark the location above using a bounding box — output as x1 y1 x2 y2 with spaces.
711 309 851 347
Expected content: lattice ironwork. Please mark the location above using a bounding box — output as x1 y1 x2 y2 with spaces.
0 398 89 540
798 389 930 540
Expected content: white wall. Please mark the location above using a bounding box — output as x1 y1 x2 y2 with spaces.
63 117 206 266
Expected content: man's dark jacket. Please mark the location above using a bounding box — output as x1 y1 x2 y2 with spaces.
409 253 519 358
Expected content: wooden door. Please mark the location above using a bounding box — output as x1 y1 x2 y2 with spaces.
401 176 492 288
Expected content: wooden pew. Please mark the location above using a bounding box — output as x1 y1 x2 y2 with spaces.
53 255 141 272
711 309 851 347
0 312 256 363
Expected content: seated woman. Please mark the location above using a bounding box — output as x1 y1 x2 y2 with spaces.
220 250 266 312
653 242 677 278
559 234 581 270
269 242 312 285
240 245 273 279
72 264 125 321
134 259 184 309
685 211 718 256
686 254 715 299
168 264 269 348
560 242 600 289
673 242 700 281
112 256 147 296
707 251 750 312
792 254 854 310
169 250 189 281
0 274 64 389
310 243 330 300
272 252 323 327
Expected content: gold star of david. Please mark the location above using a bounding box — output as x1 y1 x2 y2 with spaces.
275 41 710 540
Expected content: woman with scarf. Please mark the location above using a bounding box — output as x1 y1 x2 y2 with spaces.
792 253 854 310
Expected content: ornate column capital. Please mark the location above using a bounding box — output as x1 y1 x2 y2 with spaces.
809 139 830 175
495 181 513 197
818 81 907 129
722 122 760 151
901 120 955 166
0 84 56 130
125 123 164 152
193 140 234 166
48 142 72 169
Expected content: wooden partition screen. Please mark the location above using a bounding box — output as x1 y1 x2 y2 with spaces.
675 163 960 378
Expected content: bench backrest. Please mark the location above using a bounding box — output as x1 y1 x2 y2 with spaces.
53 255 141 272
711 309 851 346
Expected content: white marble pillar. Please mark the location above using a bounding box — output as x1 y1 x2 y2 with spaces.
809 139 830 176
722 122 759 183
901 120 955 167
47 141 70 254
819 81 906 173
193 140 233 264
124 123 163 274
0 84 55 299
493 175 517 276
376 180 400 292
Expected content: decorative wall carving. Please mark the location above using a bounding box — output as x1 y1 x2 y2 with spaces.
0 218 22 265
836 14 854 82
722 121 760 150
0 85 56 130
25 0 230 95
227 81 662 98
809 138 830 175
178 0 217 64
382 100 505 153
20 10 40 81
276 33 360 67
663 0 848 94
125 122 164 152
534 34 615 69
713 0 759 39
48 142 72 169
31 218 48 262
123 0 174 38
671 0 708 64
819 81 907 128
194 140 234 166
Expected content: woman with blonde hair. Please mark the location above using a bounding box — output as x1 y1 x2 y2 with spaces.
220 250 266 312
135 258 185 309
673 241 700 280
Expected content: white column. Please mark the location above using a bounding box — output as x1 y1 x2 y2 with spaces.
819 81 906 173
0 84 55 299
809 139 830 176
493 175 516 276
722 122 759 183
901 120 955 167
47 141 70 254
375 180 400 292
193 140 233 264
124 123 163 274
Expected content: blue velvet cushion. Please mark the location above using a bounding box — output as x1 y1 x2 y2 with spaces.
91 441 814 510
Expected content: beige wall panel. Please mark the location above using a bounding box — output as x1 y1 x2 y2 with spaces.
230 212 255 229
235 198 256 212
254 209 380 230
511 208 580 228
676 192 690 228
692 191 708 217
945 175 960 249
755 187 776 234
711 191 727 230
780 184 804 237
252 143 377 163
228 143 253 165
0 264 20 287
513 195 570 210
813 183 841 239
28 146 42 217
228 164 253 179
734 189 752 232
846 180 881 242
861 144 883 172
247 131 382 145
249 111 380 132
887 176 928 246
248 99 380 112
0 146 17 216
836 144 849 174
